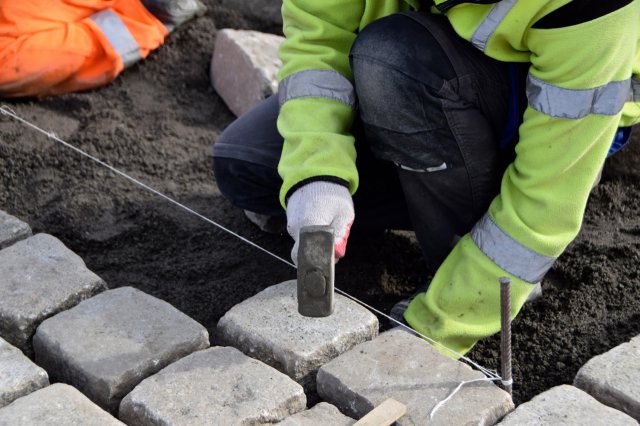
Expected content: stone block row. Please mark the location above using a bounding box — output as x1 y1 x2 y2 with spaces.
2 206 637 425
216 282 513 425
214 280 636 424
0 215 311 424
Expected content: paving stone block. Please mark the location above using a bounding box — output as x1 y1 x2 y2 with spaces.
277 402 355 426
0 337 49 408
0 210 31 250
119 346 306 425
210 29 283 116
217 280 379 392
33 286 209 414
0 233 107 355
499 385 637 425
574 335 640 420
317 329 514 425
0 383 124 426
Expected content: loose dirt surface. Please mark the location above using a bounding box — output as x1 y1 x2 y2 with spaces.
0 1 638 405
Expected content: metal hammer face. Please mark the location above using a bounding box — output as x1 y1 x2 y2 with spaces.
297 225 335 317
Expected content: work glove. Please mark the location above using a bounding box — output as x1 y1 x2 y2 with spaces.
286 181 354 266
142 0 207 31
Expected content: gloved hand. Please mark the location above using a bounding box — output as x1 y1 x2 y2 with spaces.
286 181 355 265
142 0 207 31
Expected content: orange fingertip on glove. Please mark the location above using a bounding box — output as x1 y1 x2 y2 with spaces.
334 221 352 260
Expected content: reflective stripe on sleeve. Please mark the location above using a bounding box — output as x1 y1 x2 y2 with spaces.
527 74 631 119
471 213 556 283
90 10 141 68
278 69 356 109
470 0 518 52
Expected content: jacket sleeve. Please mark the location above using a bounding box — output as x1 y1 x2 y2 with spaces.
276 0 366 207
405 2 639 357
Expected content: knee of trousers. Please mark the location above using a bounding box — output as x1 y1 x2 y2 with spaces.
350 13 458 171
212 155 241 204
212 156 254 208
212 156 284 216
350 13 455 102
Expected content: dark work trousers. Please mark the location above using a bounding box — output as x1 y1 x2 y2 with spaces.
213 12 516 271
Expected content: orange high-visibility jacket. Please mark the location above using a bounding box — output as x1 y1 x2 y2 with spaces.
0 0 168 97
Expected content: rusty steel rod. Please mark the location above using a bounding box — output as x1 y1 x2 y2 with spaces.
500 277 513 397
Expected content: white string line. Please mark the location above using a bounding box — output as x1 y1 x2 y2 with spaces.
0 105 505 397
429 377 500 419
0 106 296 270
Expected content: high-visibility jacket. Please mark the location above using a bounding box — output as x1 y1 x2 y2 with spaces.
277 0 640 356
0 0 168 97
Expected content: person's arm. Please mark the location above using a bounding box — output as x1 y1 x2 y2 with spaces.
277 0 366 208
276 0 365 262
405 1 639 356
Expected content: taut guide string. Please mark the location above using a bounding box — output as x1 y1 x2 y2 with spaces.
1 105 508 418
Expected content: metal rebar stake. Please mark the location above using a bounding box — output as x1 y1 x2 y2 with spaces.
500 277 513 397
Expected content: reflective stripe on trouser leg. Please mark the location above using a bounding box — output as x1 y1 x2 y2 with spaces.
90 10 141 68
471 213 556 283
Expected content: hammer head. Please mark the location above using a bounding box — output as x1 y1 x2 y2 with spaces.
297 225 335 317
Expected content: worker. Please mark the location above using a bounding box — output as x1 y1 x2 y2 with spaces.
213 0 639 357
0 0 205 98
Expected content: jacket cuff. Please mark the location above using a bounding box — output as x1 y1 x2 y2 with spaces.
285 176 350 206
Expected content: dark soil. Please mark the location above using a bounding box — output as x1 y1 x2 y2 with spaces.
0 0 638 405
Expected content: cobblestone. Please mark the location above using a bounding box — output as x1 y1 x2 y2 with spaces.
119 346 306 425
317 329 514 425
0 210 31 250
574 335 640 420
0 337 48 408
33 287 209 413
217 280 378 393
0 234 106 355
499 385 637 425
0 383 124 425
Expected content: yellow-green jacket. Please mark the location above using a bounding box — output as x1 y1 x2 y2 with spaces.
277 0 640 356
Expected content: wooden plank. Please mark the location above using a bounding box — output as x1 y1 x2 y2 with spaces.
354 398 407 426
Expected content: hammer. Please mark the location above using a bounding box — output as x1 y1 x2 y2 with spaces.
297 225 335 317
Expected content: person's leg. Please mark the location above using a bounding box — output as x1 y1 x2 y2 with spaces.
0 0 167 98
213 95 413 230
213 95 286 218
350 11 512 271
